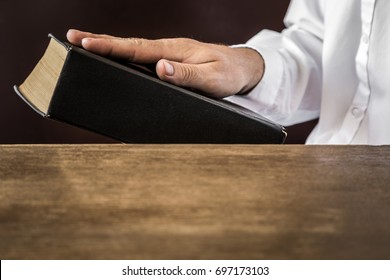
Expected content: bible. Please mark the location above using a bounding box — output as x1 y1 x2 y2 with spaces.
14 34 287 144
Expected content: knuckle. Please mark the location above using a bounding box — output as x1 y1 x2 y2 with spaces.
176 38 197 45
181 65 196 83
128 38 144 46
123 38 145 61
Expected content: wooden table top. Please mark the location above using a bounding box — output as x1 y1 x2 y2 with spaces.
1 144 390 260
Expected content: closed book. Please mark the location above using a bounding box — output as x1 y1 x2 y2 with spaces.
14 34 287 144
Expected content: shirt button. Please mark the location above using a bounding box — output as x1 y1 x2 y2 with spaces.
351 107 363 118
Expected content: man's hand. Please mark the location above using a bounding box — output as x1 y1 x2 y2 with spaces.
67 29 264 99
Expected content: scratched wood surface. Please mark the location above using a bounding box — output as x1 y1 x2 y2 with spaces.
1 144 390 259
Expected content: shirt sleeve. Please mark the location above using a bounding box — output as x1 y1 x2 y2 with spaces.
226 0 325 126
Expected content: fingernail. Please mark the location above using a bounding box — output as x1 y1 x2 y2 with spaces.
81 38 95 48
82 38 92 44
163 61 174 76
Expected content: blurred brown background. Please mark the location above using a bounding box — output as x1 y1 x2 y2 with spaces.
0 0 316 144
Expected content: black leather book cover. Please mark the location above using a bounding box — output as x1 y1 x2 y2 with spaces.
17 36 287 144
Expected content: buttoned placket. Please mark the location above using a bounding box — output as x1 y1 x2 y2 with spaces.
329 0 377 144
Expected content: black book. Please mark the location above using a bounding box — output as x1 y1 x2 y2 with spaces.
14 34 286 144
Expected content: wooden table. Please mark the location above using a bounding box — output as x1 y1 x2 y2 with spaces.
1 144 390 260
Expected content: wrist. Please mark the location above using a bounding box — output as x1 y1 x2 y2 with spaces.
230 46 265 95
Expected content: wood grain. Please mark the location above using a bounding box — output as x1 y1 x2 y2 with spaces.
1 144 390 259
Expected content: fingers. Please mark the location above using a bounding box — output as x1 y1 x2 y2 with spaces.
67 29 195 64
66 29 115 46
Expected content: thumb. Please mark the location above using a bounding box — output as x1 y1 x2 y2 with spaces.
156 59 203 90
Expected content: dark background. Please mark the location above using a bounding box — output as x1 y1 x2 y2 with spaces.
0 0 316 144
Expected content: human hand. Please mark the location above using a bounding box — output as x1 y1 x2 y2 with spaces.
67 29 264 99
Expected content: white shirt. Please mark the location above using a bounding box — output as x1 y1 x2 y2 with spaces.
227 0 390 145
